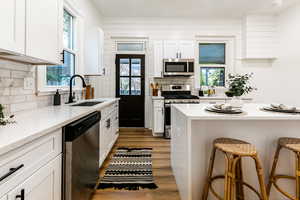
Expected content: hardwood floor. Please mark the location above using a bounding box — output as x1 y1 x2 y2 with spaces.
92 129 180 200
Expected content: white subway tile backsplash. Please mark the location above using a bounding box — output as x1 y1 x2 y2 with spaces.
0 60 50 114
10 102 38 113
0 69 10 77
0 60 83 114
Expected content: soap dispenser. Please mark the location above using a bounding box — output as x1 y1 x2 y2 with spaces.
53 89 61 106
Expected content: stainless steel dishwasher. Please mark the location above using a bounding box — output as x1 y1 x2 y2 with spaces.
63 111 101 200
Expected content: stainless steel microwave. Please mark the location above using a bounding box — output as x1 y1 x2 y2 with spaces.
163 59 194 76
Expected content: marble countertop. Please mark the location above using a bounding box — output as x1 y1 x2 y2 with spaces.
172 103 300 120
0 98 119 156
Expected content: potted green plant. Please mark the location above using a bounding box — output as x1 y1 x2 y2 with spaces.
0 104 15 126
226 73 256 107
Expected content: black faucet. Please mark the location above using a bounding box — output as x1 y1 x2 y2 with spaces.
68 74 87 104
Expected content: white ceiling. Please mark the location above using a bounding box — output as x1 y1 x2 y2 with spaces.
93 0 297 18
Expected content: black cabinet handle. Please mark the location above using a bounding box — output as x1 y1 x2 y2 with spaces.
106 118 111 129
0 164 24 182
16 189 25 200
60 50 65 64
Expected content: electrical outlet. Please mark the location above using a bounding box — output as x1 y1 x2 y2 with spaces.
24 77 34 90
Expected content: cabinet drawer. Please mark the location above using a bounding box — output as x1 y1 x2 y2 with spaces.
0 129 62 196
7 154 61 200
153 100 164 108
102 101 119 120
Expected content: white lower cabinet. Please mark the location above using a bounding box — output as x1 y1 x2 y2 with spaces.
7 155 61 200
99 101 119 167
153 99 164 134
0 130 62 199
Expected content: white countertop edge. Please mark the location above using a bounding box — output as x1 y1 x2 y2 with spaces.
152 96 164 100
0 98 119 156
172 103 300 121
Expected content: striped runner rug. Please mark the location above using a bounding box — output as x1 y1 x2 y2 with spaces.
98 147 158 190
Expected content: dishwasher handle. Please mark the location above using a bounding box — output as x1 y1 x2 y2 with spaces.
64 111 101 141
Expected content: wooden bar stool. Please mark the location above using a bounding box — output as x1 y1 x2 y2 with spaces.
202 138 268 200
267 137 300 200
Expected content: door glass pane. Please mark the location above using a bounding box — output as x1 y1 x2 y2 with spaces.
131 78 141 95
131 59 141 76
120 59 130 76
120 77 130 95
47 51 75 86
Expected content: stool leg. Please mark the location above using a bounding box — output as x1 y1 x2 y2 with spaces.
230 156 242 200
224 154 235 200
296 152 300 200
235 157 245 200
253 155 268 200
267 145 282 196
202 146 217 200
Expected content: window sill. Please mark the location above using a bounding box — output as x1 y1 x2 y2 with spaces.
36 87 83 96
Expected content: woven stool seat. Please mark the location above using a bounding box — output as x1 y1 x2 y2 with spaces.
214 138 257 156
279 137 300 152
202 138 268 200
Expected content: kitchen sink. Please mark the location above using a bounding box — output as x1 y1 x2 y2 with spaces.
71 101 105 107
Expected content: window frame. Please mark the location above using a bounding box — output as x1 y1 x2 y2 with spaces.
195 36 235 89
37 0 84 95
115 40 147 55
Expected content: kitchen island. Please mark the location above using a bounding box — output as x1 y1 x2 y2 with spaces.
171 103 300 200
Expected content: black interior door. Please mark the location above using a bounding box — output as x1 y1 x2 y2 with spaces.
116 54 145 127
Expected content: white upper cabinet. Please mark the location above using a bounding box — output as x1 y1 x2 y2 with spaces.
0 0 26 54
179 40 195 59
153 40 164 77
163 40 195 59
26 0 63 64
85 27 104 76
163 40 179 59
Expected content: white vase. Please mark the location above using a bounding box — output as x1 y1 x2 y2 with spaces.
230 96 244 108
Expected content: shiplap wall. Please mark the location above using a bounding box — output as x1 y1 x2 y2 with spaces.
242 14 278 59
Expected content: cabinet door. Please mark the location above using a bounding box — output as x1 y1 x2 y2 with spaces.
26 0 63 64
163 40 179 59
179 40 195 59
153 40 164 77
0 0 25 54
7 155 61 200
85 27 104 75
154 106 164 133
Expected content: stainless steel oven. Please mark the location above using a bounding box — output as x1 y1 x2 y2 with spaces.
163 59 194 76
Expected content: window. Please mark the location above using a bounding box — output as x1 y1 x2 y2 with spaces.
46 10 76 86
199 43 226 87
116 42 145 52
200 67 225 87
199 43 225 64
